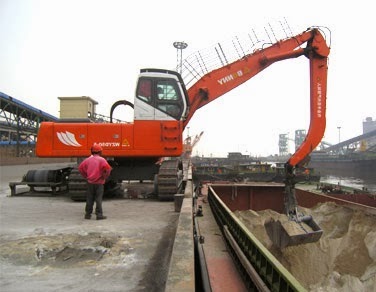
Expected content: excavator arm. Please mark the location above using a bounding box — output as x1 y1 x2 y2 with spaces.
184 27 330 248
184 28 329 169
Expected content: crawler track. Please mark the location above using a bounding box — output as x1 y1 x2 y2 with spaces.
156 159 183 200
68 167 124 201
68 168 87 201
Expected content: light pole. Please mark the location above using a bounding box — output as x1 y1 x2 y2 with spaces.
173 41 188 75
337 126 341 143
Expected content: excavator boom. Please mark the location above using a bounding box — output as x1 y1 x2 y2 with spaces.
184 27 330 169
183 27 330 248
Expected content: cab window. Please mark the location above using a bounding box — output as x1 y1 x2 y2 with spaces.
156 80 183 119
136 79 152 103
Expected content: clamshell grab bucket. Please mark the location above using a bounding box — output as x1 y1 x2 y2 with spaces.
264 215 323 249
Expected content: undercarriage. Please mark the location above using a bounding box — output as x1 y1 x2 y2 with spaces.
12 157 185 201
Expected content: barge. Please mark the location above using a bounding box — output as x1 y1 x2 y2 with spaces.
308 154 376 180
192 182 376 291
192 159 320 184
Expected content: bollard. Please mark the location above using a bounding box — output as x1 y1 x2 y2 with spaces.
174 194 184 212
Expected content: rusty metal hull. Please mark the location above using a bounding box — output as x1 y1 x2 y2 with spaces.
210 182 376 212
202 182 376 290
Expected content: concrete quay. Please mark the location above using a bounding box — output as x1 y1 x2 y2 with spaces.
0 163 195 292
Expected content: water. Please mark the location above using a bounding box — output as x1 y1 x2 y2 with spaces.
319 174 376 193
268 160 376 192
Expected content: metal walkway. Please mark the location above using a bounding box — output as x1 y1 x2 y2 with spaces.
0 91 58 142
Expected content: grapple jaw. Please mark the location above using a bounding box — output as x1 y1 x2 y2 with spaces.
265 162 323 249
264 215 323 249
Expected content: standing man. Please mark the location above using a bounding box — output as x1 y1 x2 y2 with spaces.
78 143 112 220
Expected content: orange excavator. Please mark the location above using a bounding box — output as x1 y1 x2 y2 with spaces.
35 26 330 247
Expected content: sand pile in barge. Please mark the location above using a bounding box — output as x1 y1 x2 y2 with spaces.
235 202 376 291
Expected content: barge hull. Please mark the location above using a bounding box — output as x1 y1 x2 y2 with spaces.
194 182 376 291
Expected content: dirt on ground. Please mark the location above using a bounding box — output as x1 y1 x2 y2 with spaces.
235 202 376 291
0 197 178 292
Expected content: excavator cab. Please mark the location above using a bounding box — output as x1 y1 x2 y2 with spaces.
134 68 189 122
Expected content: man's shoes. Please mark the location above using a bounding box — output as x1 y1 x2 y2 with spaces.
84 214 91 220
96 216 107 220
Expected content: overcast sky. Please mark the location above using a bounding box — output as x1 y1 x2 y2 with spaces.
1 0 375 157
